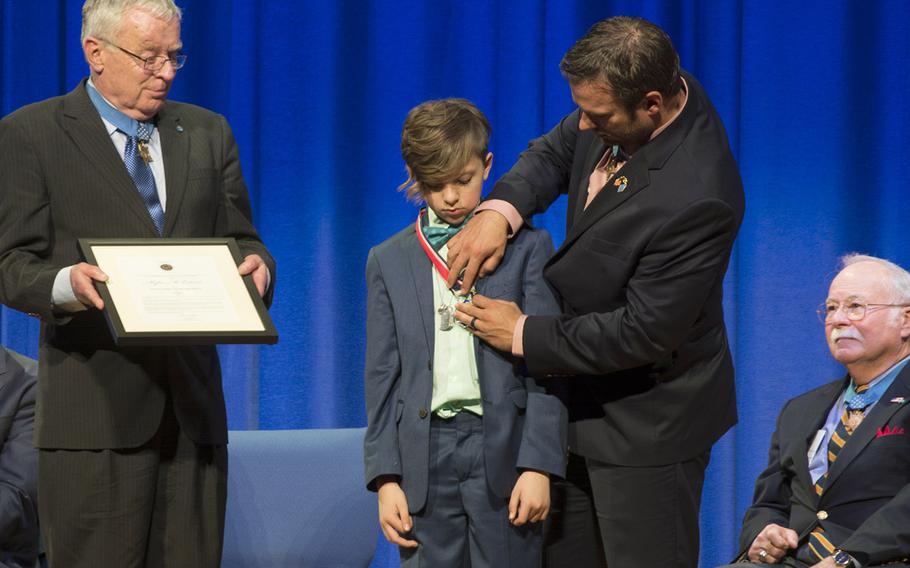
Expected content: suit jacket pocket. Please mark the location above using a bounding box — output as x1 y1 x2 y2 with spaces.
481 282 519 303
587 237 632 261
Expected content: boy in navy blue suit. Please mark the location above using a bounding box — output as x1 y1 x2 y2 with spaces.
363 99 567 567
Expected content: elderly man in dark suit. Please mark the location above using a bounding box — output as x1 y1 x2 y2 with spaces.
446 15 744 568
0 348 38 568
720 255 910 568
0 1 274 566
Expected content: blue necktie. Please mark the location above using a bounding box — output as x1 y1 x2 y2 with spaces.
121 125 164 235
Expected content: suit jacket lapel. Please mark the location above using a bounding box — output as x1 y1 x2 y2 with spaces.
471 276 494 366
553 157 652 263
792 380 845 493
555 70 700 263
156 105 188 236
824 366 910 493
404 231 435 358
567 138 609 228
61 80 159 235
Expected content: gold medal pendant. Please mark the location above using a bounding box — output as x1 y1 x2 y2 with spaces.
844 410 864 434
137 139 153 164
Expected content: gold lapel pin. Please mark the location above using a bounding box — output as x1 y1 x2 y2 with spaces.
614 176 629 193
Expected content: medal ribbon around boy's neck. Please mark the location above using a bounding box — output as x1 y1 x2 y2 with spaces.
415 208 475 296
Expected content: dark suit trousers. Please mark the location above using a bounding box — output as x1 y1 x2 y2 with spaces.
400 412 541 568
544 450 710 568
38 399 227 568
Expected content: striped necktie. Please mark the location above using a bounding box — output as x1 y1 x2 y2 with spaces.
807 383 871 561
121 123 164 235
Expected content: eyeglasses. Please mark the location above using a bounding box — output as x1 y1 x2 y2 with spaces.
816 298 910 323
108 41 187 72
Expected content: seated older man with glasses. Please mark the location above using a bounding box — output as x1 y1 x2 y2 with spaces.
718 254 910 568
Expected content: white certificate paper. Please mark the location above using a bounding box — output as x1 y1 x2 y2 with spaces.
91 243 265 333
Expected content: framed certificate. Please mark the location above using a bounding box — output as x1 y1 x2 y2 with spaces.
78 238 278 346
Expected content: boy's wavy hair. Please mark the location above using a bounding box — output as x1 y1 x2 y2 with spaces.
399 98 490 201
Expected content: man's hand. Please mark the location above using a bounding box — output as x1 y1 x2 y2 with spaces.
809 557 839 568
747 523 798 564
454 294 523 353
377 479 418 548
509 470 550 526
70 262 108 310
445 211 509 292
238 254 269 297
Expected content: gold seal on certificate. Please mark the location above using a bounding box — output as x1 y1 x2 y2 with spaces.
78 238 277 346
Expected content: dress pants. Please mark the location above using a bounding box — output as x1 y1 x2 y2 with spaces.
544 450 710 568
38 399 227 568
400 412 541 568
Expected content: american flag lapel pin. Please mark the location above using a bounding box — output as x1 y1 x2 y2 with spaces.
890 397 906 404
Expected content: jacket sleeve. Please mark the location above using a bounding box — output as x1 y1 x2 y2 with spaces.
0 117 62 321
362 248 404 491
514 231 568 478
523 197 738 377
735 401 794 557
840 478 910 565
212 115 276 306
0 354 39 553
487 111 581 220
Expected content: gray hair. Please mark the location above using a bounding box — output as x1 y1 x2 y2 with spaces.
841 253 910 303
82 0 182 43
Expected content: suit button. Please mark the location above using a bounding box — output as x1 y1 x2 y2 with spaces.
418 408 428 419
817 510 828 520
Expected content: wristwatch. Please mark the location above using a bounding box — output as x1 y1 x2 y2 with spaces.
832 549 855 567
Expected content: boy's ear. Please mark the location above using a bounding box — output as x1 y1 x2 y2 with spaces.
482 152 493 180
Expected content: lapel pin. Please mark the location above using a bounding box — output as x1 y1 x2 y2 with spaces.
176 125 184 133
614 176 629 193
889 397 906 404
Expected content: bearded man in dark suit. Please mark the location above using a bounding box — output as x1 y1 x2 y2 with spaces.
448 15 744 568
0 1 274 566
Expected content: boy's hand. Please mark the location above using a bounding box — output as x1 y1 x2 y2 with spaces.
377 479 418 548
508 470 550 526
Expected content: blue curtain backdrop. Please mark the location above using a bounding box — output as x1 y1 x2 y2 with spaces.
1 1 908 565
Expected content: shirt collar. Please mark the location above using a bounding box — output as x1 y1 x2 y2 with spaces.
846 354 910 404
648 76 689 142
86 78 156 139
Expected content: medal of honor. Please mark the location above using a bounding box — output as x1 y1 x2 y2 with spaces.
137 139 153 164
844 410 864 434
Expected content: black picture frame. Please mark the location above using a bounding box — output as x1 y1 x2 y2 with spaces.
78 238 278 346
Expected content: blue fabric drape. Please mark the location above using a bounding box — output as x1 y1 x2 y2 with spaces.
2 1 908 565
